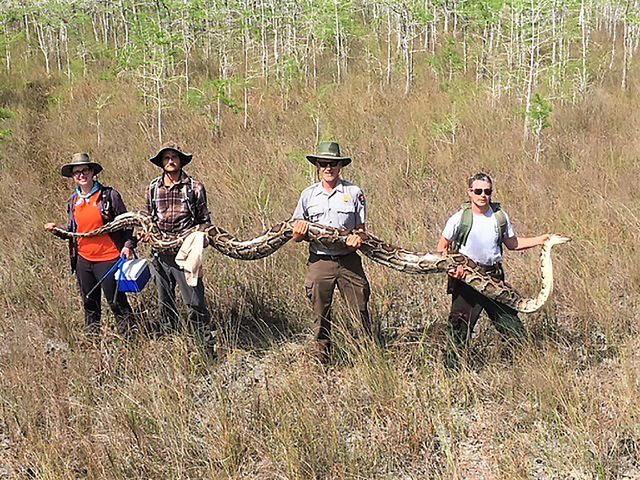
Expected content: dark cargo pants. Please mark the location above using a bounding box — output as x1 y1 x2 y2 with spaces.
152 253 213 346
304 252 371 363
446 269 526 367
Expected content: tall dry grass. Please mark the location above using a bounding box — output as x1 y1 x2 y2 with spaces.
0 54 639 479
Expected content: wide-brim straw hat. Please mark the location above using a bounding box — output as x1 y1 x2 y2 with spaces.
149 143 193 167
60 153 103 178
306 141 352 167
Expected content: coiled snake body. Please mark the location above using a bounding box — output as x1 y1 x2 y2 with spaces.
54 212 570 313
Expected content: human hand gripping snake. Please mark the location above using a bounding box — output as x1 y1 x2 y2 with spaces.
53 212 570 313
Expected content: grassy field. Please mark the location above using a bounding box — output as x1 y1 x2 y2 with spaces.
1 14 640 480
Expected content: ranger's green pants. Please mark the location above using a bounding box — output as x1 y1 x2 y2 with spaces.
304 252 371 364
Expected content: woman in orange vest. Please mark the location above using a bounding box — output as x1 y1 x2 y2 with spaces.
45 153 136 339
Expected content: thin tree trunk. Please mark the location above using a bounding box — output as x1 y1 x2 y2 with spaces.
580 0 589 93
386 9 392 85
35 22 51 75
622 20 630 90
243 9 250 129
156 75 163 143
334 0 342 83
120 0 129 45
23 13 30 44
524 0 538 139
609 17 617 70
62 23 71 79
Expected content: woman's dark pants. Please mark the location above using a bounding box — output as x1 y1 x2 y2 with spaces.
75 256 134 337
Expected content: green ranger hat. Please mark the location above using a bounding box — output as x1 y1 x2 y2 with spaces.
305 141 352 167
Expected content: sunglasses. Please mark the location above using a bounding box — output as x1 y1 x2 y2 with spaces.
72 168 92 177
317 160 339 168
471 188 492 196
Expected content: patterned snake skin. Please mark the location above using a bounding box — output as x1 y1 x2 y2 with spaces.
53 212 570 313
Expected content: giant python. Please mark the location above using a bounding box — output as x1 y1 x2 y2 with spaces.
53 212 570 313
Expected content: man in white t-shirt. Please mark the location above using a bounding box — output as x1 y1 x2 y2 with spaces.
436 172 549 367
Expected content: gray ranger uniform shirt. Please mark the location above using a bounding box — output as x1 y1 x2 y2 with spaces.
292 179 367 256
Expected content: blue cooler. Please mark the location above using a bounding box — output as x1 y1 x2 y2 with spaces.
115 258 152 293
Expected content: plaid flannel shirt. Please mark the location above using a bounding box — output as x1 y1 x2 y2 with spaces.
146 172 211 235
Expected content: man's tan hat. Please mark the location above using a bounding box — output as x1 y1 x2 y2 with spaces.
306 141 352 167
60 153 103 178
149 143 193 168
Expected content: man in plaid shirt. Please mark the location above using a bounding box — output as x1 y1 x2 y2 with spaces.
144 143 214 352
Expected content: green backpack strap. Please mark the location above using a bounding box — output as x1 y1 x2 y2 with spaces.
490 202 508 254
450 202 507 253
450 202 473 253
491 202 507 239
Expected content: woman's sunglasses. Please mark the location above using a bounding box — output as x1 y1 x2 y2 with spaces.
72 168 92 177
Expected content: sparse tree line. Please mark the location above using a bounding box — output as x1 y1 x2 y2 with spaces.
1 0 640 143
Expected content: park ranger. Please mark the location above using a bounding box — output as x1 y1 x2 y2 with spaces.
292 141 372 365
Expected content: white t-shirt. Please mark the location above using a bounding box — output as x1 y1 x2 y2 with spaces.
442 208 515 265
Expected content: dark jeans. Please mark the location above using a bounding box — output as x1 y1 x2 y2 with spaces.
152 253 213 346
446 272 526 368
75 256 134 337
304 252 372 364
